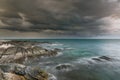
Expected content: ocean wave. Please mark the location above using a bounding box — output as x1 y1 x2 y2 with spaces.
38 43 63 47
73 57 95 64
51 43 63 46
63 47 75 50
37 43 64 51
39 61 53 65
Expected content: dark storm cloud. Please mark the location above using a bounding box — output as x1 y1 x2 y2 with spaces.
0 0 120 37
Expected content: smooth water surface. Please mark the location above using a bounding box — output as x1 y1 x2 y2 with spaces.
25 39 120 80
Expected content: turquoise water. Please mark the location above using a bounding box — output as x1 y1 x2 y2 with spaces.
25 39 120 80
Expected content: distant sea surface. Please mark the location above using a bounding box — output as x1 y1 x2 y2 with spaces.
22 39 120 80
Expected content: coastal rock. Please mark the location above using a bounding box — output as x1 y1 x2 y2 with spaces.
92 58 103 62
25 67 48 80
55 63 72 70
0 63 26 73
4 73 26 80
0 64 49 80
92 56 112 62
0 40 39 47
0 69 4 80
54 48 62 52
99 56 112 61
0 40 60 63
12 65 26 76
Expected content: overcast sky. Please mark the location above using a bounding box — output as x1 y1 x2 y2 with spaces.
0 0 120 38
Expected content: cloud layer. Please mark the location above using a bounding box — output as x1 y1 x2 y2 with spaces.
0 0 120 38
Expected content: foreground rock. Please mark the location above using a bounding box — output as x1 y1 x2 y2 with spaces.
0 63 48 80
4 73 26 80
0 40 58 80
25 67 48 80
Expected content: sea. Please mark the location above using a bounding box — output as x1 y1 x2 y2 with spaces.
22 39 120 80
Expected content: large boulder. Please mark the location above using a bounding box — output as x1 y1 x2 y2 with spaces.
0 64 26 73
3 73 26 80
0 64 49 80
25 67 48 80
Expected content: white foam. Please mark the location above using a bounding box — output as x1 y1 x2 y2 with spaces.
64 47 74 50
39 43 63 47
73 56 101 65
48 73 57 80
56 52 63 56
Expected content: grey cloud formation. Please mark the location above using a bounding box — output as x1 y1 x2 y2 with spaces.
0 0 120 38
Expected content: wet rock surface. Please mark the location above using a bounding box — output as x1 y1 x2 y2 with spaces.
92 58 103 62
54 48 62 52
0 40 60 63
92 56 112 62
4 73 26 80
99 56 112 61
25 67 48 80
0 40 61 80
55 63 72 70
0 63 49 80
0 63 26 73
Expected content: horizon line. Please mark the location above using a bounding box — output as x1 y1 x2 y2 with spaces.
1 37 120 40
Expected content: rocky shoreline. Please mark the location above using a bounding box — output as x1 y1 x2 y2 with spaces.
0 40 61 63
0 63 49 80
0 40 115 80
0 40 60 80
